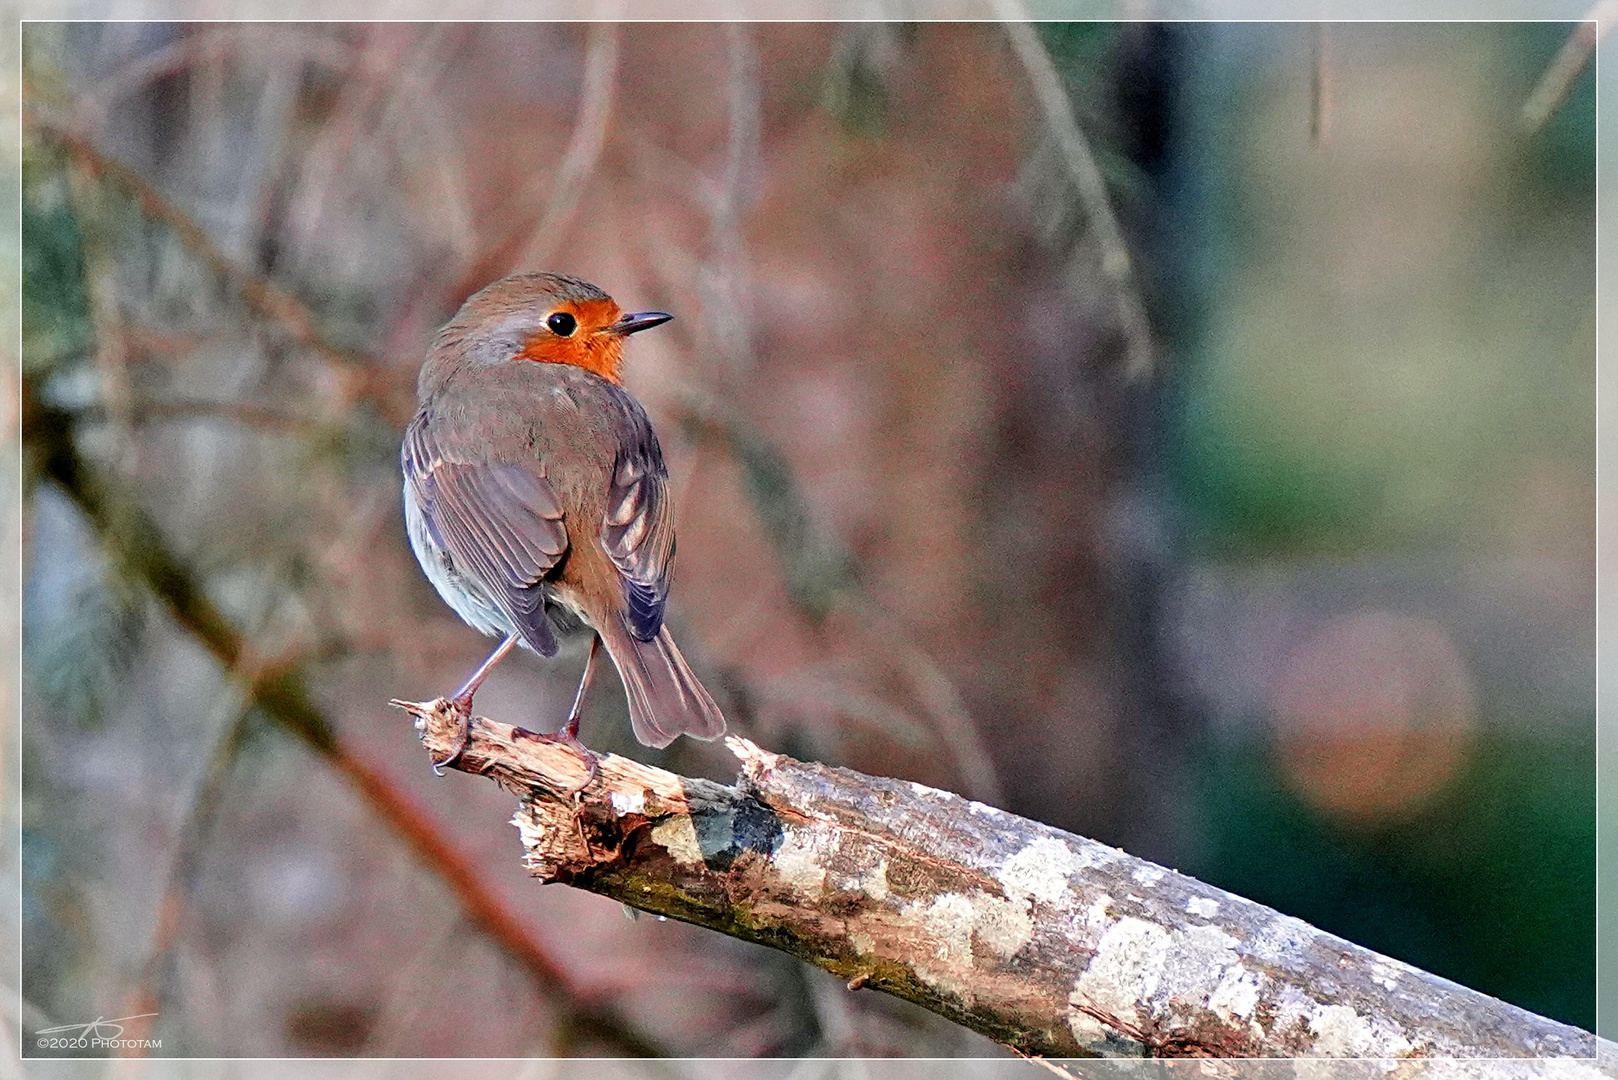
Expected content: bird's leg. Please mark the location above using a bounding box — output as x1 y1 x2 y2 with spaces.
434 632 521 773
559 633 601 742
554 633 603 793
452 632 521 713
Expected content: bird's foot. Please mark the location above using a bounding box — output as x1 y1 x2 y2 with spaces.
554 712 603 795
389 696 473 776
548 729 600 852
511 724 600 796
557 734 600 797
431 695 475 775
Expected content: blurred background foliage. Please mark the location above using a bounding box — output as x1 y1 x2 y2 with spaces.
13 20 1593 1057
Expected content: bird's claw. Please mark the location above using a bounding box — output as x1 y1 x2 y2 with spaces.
550 729 600 797
509 723 599 795
428 697 473 776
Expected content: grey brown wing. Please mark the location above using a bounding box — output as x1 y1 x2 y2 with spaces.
599 393 675 642
404 416 568 656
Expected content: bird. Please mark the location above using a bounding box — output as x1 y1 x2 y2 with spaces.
401 272 726 768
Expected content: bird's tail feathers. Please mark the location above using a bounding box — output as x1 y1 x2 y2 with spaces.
600 619 726 749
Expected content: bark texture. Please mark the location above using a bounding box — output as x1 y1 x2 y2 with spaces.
394 697 1599 1064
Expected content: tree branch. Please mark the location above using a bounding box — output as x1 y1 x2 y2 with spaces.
395 696 1600 1063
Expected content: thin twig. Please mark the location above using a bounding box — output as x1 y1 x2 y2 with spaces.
120 701 258 1054
342 25 475 263
998 14 1155 379
721 24 762 218
384 22 623 382
764 669 933 750
225 48 300 261
672 387 1003 804
849 598 1005 807
392 26 478 263
1520 4 1614 134
67 398 328 434
284 26 413 259
697 23 761 375
673 387 858 620
67 164 137 460
522 22 621 269
1310 22 1331 146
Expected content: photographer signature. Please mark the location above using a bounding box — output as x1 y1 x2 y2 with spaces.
35 1013 157 1040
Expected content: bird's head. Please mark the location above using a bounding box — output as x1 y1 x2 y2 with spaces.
431 272 671 387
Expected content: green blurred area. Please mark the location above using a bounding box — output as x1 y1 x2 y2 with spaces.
1191 732 1595 1029
1166 24 1594 1031
1171 24 1593 557
21 155 93 376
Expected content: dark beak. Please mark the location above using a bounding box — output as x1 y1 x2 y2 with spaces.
609 311 673 336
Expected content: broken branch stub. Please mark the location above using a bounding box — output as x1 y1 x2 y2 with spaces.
394 697 1597 1062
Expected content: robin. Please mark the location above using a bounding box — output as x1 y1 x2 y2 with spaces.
401 272 726 767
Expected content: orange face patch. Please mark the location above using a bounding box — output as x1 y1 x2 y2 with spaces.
516 298 627 383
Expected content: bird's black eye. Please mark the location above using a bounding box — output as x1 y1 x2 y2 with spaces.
546 312 577 337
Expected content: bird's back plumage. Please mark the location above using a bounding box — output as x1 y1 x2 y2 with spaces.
405 315 724 746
